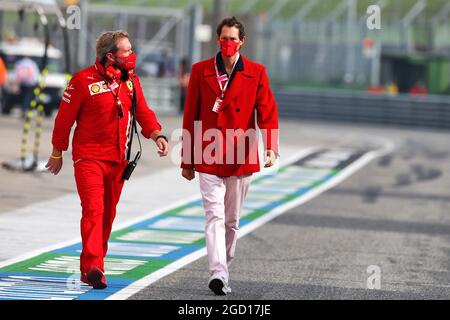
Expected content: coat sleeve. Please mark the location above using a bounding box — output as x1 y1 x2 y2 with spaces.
255 66 279 155
181 64 201 169
133 76 162 139
51 73 85 151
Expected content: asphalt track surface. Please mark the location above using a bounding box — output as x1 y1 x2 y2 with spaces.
130 129 450 300
0 114 449 300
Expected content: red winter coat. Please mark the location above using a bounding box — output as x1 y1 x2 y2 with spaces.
52 60 161 162
181 55 279 177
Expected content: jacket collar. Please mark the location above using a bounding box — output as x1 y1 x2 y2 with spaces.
216 52 244 79
203 54 257 110
94 58 107 77
203 54 256 78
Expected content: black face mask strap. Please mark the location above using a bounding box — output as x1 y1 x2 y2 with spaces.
122 77 142 181
126 77 142 162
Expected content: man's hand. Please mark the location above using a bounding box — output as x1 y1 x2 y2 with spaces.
155 137 169 157
264 149 277 168
151 131 169 157
182 168 195 181
45 148 63 175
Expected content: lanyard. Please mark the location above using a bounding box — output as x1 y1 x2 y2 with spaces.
109 80 124 118
108 81 122 101
214 53 240 98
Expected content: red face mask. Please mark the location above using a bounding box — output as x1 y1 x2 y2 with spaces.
219 39 240 57
114 52 136 71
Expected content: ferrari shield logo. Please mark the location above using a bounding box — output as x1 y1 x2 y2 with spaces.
126 80 133 91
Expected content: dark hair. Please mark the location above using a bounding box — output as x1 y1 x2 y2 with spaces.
216 16 245 40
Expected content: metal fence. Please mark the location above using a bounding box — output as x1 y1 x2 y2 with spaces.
140 77 180 115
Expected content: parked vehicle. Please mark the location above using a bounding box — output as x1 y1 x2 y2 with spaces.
0 38 66 117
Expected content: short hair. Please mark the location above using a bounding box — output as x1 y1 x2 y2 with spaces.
96 30 129 64
216 16 245 40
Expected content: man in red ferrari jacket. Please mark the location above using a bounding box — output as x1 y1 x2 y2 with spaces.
181 17 279 295
46 30 169 289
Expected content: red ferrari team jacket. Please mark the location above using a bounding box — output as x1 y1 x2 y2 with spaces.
181 55 279 177
52 60 161 162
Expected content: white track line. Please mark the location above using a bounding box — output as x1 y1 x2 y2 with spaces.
0 141 393 300
106 142 393 300
0 147 318 270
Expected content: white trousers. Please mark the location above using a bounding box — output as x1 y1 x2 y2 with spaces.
199 172 252 282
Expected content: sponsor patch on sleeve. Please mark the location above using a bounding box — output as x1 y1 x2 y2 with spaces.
62 96 71 103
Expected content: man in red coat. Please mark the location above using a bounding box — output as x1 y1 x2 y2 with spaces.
181 17 279 295
46 30 169 289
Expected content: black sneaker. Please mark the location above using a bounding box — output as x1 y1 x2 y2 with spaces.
87 266 107 290
208 275 230 296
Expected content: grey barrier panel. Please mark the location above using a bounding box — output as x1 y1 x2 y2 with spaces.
275 88 450 130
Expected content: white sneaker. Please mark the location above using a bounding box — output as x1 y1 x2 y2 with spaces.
223 283 232 294
208 275 231 296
